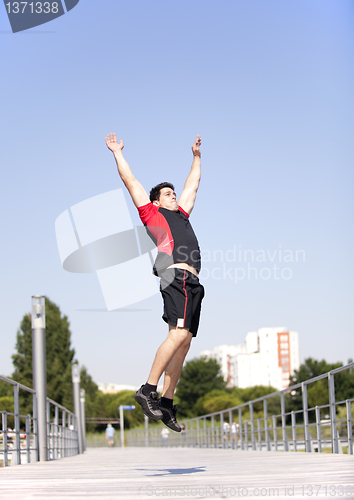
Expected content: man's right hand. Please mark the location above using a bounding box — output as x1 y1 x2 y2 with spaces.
105 133 124 154
106 132 150 208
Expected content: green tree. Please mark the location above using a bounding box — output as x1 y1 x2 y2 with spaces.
175 357 226 418
80 365 99 432
307 379 329 409
291 358 341 383
195 389 242 415
92 390 144 432
287 357 354 421
0 379 12 398
11 297 76 413
231 385 280 415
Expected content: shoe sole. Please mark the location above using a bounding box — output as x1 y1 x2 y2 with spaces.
134 392 163 421
162 420 182 432
162 418 182 432
160 409 182 432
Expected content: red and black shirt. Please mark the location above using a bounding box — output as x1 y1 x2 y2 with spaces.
138 202 201 276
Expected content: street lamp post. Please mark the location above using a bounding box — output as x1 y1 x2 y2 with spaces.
31 295 47 461
80 389 86 451
72 364 83 454
119 405 135 448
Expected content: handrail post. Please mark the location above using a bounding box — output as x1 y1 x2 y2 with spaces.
33 393 39 462
14 383 21 465
328 372 338 454
281 393 288 451
26 414 31 463
46 400 50 459
203 419 206 448
197 418 201 448
315 406 322 452
120 405 124 448
264 400 270 451
272 415 277 451
346 400 353 455
220 412 224 449
62 410 66 457
58 410 62 459
239 407 243 450
244 421 248 450
302 382 311 452
291 411 297 452
67 413 71 455
2 411 8 467
250 402 256 450
257 419 261 451
229 410 233 449
54 405 59 459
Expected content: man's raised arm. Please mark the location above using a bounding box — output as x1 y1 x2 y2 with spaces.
178 135 202 215
105 133 150 208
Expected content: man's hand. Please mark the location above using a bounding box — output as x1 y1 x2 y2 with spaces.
179 135 202 215
191 135 201 157
106 132 150 208
105 133 124 154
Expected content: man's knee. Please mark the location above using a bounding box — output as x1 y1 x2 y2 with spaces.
168 326 192 347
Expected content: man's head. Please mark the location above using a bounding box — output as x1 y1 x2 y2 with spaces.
150 182 178 211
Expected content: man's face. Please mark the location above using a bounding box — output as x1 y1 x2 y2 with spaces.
153 187 178 211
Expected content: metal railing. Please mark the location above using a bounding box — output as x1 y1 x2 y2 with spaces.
0 374 38 467
0 375 79 466
127 362 354 454
46 398 79 460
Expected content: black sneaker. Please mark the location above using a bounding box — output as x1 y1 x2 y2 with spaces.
160 403 182 432
134 385 163 420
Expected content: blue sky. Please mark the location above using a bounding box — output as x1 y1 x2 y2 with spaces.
1 0 353 386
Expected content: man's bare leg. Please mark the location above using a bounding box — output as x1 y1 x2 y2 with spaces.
147 326 192 387
134 326 191 422
161 333 192 399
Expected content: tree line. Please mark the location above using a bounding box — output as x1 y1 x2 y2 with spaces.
174 356 354 423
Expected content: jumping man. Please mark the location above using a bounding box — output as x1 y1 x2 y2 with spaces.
105 133 204 432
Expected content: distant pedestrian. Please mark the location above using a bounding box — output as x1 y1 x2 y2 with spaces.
161 426 169 445
223 421 230 444
105 424 115 447
7 427 14 449
231 422 240 444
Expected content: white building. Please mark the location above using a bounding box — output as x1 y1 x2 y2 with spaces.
97 383 138 394
200 344 245 387
201 327 300 391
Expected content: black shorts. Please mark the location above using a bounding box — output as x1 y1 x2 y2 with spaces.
159 268 205 337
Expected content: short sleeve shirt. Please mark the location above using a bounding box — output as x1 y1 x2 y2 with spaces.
138 202 201 276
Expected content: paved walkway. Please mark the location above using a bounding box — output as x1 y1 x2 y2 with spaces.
0 447 353 500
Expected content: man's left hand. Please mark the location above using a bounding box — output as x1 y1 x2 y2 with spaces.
191 135 202 157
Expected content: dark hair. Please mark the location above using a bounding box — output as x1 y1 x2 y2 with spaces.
149 182 175 203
